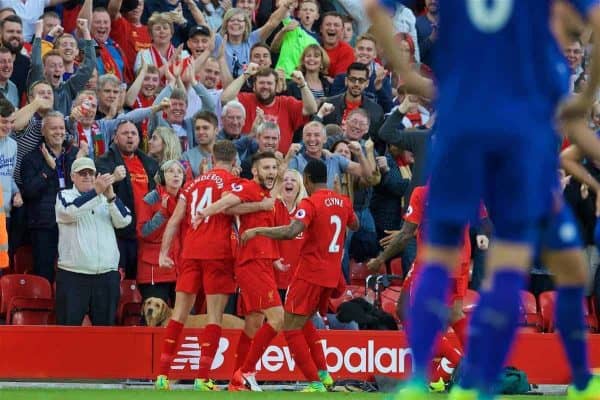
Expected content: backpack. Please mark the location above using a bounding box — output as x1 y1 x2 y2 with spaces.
451 364 530 395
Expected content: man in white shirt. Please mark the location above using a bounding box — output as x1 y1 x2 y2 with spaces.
0 0 70 42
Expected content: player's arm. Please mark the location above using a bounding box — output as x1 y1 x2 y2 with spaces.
197 193 242 220
560 143 600 215
224 197 274 215
348 213 360 232
159 197 186 268
365 0 434 99
241 219 306 244
366 221 418 272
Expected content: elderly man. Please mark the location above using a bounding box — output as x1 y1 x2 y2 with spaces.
240 121 281 179
96 120 158 279
55 157 132 325
218 100 257 161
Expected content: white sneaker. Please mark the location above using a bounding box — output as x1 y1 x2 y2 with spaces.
242 371 263 392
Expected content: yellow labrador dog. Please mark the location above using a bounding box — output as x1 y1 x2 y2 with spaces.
143 297 245 329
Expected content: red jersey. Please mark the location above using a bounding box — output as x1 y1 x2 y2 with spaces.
180 169 237 260
238 93 307 153
325 41 355 77
292 189 357 288
110 17 152 69
235 179 279 265
404 186 471 273
273 199 305 288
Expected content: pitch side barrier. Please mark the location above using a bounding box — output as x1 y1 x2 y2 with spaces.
0 327 598 383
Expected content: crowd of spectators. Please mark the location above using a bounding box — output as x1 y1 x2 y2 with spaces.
0 0 596 328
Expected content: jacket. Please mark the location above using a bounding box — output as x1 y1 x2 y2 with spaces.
56 188 132 274
21 143 78 229
319 93 384 144
136 186 180 284
96 143 159 239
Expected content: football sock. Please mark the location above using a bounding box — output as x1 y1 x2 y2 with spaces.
159 319 184 376
234 331 252 372
465 270 526 397
407 263 451 383
556 286 591 390
241 323 278 373
285 329 320 381
197 324 222 380
435 335 462 366
451 316 468 349
302 320 327 371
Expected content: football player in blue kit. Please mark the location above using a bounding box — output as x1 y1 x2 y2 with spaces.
366 0 600 399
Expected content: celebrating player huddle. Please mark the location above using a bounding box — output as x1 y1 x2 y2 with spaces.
155 140 358 392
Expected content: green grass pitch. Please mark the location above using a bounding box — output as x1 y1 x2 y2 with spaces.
0 390 569 400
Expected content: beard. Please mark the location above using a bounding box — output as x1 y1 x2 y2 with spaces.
2 38 22 54
256 91 275 105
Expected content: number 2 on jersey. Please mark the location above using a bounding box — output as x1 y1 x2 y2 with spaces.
329 215 342 253
190 187 213 223
466 0 513 33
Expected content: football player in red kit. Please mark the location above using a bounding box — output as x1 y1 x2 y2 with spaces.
242 159 360 392
193 151 284 391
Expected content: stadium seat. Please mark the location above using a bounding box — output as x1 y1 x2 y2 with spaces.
539 291 597 333
13 245 34 274
117 280 142 325
329 285 372 312
462 289 479 316
0 274 52 317
350 260 375 285
121 302 142 326
8 297 54 325
381 288 402 322
520 290 542 332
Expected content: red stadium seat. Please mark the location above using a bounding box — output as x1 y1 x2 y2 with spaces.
381 288 402 322
121 302 142 326
350 260 376 285
520 290 542 332
539 291 597 333
0 274 52 317
13 245 34 274
462 289 479 316
117 280 142 325
8 297 54 325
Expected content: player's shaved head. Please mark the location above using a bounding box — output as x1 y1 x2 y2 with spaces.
303 159 327 185
213 140 238 163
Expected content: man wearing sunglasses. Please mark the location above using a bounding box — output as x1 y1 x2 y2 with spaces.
316 62 383 143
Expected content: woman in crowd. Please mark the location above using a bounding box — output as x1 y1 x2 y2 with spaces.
136 160 186 305
287 44 331 100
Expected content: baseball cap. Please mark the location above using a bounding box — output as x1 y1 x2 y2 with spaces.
71 157 96 173
188 25 211 38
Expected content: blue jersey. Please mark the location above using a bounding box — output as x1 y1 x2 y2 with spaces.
435 0 596 134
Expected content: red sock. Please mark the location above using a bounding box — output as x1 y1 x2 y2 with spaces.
197 324 222 380
234 331 252 372
302 320 327 371
435 335 462 366
284 329 320 381
159 319 184 376
241 323 278 373
451 317 468 349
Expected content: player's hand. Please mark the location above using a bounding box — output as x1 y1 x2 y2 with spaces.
240 228 258 245
113 165 127 182
379 229 400 249
273 258 290 272
476 234 489 251
367 256 384 272
159 252 174 268
191 211 207 229
260 197 275 211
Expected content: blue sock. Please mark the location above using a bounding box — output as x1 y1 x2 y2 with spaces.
460 270 526 396
556 286 591 390
479 270 526 396
407 263 450 383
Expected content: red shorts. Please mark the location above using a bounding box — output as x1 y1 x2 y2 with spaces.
284 278 333 316
235 259 281 314
405 262 470 303
176 258 236 295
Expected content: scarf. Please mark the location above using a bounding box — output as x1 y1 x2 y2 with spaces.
77 121 105 158
134 94 154 153
150 43 174 70
97 41 122 81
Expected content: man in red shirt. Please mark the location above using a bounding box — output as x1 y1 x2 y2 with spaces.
242 159 359 392
221 64 318 153
367 185 480 347
155 140 269 391
108 0 151 73
319 12 354 77
194 151 282 391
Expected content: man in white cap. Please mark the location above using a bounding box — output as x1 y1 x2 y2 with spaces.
54 157 132 326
